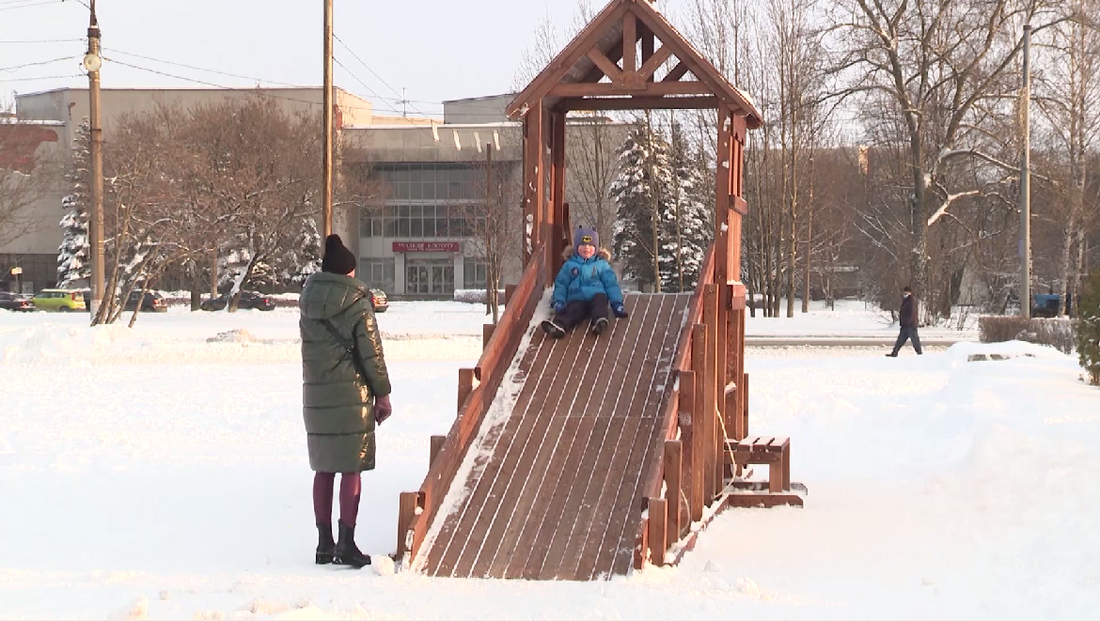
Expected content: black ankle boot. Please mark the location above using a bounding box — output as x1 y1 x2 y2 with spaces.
316 523 335 565
334 520 371 568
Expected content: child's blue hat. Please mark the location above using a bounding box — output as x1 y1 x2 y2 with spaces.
573 226 598 252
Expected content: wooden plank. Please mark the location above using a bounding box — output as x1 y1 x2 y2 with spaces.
638 45 672 81
622 10 637 73
397 491 419 562
457 367 475 414
436 323 576 577
543 294 662 579
525 293 653 580
679 369 702 522
550 81 713 97
430 435 446 467
703 284 719 499
483 323 495 349
466 311 594 578
550 111 567 273
664 440 681 548
592 295 682 577
743 372 749 439
690 324 707 519
560 96 719 111
505 299 638 579
586 48 623 81
648 497 667 567
663 61 690 82
504 284 517 306
726 493 804 509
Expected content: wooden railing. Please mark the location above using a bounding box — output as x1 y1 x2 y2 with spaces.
396 241 548 566
632 240 735 569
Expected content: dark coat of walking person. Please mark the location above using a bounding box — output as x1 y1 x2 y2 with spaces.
299 234 393 568
887 286 923 356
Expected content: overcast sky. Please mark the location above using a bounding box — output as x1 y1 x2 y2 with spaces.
0 0 585 117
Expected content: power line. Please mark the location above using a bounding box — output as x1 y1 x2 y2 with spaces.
1 72 81 82
103 47 308 89
0 0 64 12
0 54 80 72
333 33 434 119
332 56 426 119
0 38 83 43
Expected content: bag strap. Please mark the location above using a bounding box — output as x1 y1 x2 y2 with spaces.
320 318 371 386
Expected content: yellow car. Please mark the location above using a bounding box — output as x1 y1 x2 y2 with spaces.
32 289 87 312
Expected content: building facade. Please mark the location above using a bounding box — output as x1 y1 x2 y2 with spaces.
3 88 625 298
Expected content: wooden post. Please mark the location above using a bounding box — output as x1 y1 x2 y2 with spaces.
483 323 495 349
550 111 567 276
430 435 446 467
679 369 702 522
742 372 750 439
457 367 475 413
691 324 710 508
664 440 682 545
397 491 419 561
504 284 517 306
647 497 667 567
703 284 720 499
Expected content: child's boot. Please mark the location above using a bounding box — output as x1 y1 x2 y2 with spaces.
590 317 608 335
334 521 371 568
540 319 566 339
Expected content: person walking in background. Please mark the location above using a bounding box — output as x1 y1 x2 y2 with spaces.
299 234 393 568
887 286 923 357
541 225 628 338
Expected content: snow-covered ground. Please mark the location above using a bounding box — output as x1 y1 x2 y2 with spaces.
1 299 1096 620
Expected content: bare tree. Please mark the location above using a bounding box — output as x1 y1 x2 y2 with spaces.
830 0 1060 320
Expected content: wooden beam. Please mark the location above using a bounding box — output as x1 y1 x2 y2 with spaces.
560 95 719 111
550 81 712 97
550 110 568 275
678 369 701 522
647 497 667 567
664 440 682 546
507 2 628 117
430 435 446 467
397 491 419 561
638 46 672 81
663 61 690 82
690 325 707 517
586 48 623 82
483 323 495 348
457 367 475 413
703 284 719 499
623 11 637 73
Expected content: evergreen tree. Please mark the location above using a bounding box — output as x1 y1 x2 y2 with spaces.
610 119 674 289
57 121 92 287
661 121 713 292
1075 266 1100 386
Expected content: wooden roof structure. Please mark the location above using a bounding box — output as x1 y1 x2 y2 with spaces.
506 0 763 123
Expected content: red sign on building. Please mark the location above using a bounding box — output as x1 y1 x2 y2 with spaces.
392 241 461 253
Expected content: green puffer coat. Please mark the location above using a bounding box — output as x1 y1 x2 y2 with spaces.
299 272 391 473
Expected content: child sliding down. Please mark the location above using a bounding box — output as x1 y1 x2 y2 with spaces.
541 226 628 339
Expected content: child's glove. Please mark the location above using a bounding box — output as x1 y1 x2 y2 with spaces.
552 301 566 314
611 303 629 318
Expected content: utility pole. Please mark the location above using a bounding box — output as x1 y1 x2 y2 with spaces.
322 0 334 238
1020 23 1032 319
84 0 105 325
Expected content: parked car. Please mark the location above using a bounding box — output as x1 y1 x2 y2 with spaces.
124 290 168 313
0 291 35 312
369 289 389 313
1032 293 1072 318
32 288 87 312
201 290 276 311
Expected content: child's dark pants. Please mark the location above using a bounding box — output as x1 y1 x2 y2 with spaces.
556 293 609 330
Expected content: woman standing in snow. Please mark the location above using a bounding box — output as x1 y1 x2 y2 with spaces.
298 234 393 568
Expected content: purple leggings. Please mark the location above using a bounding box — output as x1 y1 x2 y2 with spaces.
313 472 361 527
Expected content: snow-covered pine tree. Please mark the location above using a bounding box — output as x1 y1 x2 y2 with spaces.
57 120 92 287
610 119 675 290
660 121 713 292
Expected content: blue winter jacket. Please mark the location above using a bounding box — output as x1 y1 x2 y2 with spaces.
552 250 624 307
